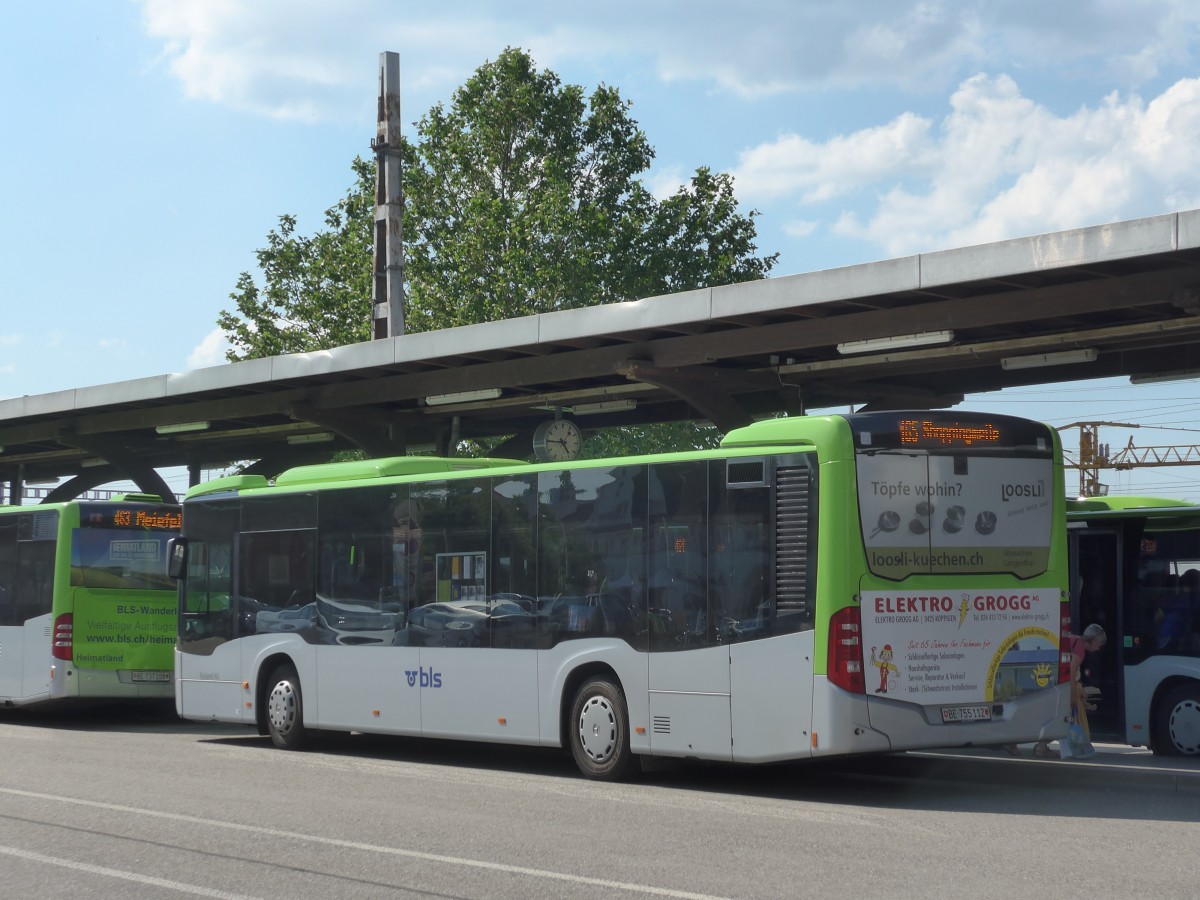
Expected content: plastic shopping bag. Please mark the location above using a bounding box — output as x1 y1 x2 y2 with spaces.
1059 721 1096 759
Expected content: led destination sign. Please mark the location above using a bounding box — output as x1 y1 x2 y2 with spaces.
899 419 1001 448
850 411 1051 455
79 504 182 532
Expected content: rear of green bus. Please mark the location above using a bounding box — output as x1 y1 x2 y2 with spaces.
0 499 181 705
815 412 1072 753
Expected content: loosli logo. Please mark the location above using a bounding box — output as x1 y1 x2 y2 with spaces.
405 667 442 688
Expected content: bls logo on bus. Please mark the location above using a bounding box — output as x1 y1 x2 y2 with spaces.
405 667 442 688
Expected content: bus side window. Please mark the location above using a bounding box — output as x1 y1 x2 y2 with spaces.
241 530 316 611
648 461 708 651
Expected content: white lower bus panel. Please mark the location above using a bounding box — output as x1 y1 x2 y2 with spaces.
1121 655 1200 747
72 666 173 700
0 618 51 706
176 630 1070 764
174 643 257 723
0 616 167 706
854 681 1071 754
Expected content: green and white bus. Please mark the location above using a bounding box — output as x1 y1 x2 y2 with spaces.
0 496 181 707
1067 496 1200 754
170 412 1072 778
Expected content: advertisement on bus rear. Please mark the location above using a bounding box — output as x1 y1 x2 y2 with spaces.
857 452 1054 579
859 588 1061 707
69 529 177 672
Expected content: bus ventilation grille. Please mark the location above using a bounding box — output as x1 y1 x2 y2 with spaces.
727 460 766 487
775 467 810 613
653 716 671 734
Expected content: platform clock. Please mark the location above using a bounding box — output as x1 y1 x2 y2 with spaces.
532 418 583 462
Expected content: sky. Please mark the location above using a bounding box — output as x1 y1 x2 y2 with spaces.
3 0 1200 500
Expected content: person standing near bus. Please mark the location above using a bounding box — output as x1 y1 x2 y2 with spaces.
1034 623 1107 758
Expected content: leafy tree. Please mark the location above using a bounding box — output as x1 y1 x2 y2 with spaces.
221 48 776 453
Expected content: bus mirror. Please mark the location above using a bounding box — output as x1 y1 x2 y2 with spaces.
167 538 188 579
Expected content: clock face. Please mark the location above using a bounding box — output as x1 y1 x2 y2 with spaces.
533 418 583 462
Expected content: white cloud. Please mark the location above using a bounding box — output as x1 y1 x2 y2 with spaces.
187 328 231 369
128 1 1200 271
738 74 1200 257
139 0 363 121
135 1 1200 120
0 334 22 347
646 165 686 201
784 220 818 239
137 0 519 121
733 113 935 204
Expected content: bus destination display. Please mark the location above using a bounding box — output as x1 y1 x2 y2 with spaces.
80 505 182 531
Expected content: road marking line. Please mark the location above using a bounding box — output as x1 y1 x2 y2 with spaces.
0 844 259 900
1 787 729 899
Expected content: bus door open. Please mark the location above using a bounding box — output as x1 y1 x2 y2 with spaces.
1068 527 1123 740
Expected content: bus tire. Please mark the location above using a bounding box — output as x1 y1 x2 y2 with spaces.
569 678 637 781
266 664 310 751
1153 682 1200 756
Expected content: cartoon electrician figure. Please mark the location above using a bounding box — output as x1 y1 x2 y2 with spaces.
870 644 899 694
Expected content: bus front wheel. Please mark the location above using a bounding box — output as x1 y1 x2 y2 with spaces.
1153 682 1200 756
266 664 310 750
569 678 637 781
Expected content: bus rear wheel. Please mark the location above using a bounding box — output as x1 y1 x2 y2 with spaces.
1153 683 1200 756
569 678 637 781
266 664 310 750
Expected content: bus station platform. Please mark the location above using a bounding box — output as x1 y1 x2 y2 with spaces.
902 743 1200 794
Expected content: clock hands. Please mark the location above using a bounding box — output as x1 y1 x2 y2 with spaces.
533 418 581 460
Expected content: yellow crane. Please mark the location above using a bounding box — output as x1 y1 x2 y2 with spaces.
1059 421 1200 497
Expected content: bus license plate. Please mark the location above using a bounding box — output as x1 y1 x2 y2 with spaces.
941 705 991 723
131 671 171 683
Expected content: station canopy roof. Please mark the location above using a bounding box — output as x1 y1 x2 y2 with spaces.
3 209 1200 500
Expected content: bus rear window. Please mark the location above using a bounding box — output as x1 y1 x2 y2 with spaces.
70 529 176 591
856 445 1053 580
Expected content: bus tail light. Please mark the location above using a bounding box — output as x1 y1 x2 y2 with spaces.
52 613 74 661
828 606 865 694
1058 608 1072 684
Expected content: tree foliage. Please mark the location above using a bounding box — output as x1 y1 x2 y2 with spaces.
220 48 776 453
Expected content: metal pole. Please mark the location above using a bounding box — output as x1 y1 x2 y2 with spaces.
371 51 405 339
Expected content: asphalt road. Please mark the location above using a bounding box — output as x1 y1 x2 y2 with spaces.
2 702 1198 899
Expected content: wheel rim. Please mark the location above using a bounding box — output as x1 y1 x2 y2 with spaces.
1168 698 1200 754
268 679 298 735
578 694 618 764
